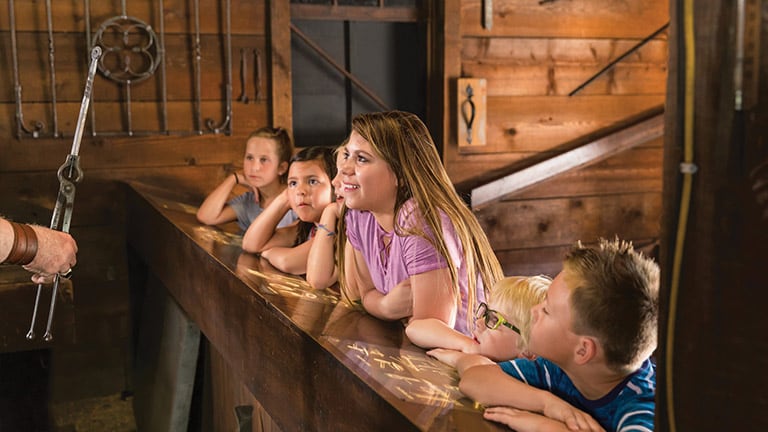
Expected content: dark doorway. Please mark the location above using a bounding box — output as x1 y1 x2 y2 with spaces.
291 19 426 148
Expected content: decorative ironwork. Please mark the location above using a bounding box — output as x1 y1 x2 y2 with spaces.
92 15 161 84
8 0 234 138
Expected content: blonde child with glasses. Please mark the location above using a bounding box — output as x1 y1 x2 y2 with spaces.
408 275 550 362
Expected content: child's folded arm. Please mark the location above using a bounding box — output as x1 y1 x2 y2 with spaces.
460 364 605 432
483 406 590 432
306 202 341 289
261 239 313 275
242 191 292 253
197 174 239 225
426 350 495 375
406 318 476 352
459 364 550 412
362 279 411 320
539 392 604 432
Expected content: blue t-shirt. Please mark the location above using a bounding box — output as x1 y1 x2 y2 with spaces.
228 191 297 232
499 357 655 432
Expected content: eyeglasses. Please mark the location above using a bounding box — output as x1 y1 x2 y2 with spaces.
475 302 520 334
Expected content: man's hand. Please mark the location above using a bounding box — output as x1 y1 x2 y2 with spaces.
23 225 78 284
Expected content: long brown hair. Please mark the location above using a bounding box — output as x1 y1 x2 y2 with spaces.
339 111 503 326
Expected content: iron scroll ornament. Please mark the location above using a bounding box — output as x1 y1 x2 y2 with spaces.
92 15 160 84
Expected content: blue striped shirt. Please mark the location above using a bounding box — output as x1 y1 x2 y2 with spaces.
500 357 655 432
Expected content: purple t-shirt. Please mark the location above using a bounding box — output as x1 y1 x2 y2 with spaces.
345 200 484 336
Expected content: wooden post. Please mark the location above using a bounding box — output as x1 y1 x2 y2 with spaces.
268 0 292 132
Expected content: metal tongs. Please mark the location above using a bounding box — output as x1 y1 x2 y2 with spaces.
26 46 101 342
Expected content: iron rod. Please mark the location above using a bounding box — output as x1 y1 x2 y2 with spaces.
569 22 670 97
45 0 60 137
290 23 390 111
206 0 233 134
194 0 203 134
159 0 169 133
9 0 44 138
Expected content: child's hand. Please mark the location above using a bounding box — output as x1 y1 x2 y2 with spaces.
426 348 465 367
271 188 292 211
322 201 342 219
484 406 601 432
541 394 605 431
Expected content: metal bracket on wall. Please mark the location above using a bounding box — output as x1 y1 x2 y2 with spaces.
483 0 493 30
254 49 264 102
734 0 761 111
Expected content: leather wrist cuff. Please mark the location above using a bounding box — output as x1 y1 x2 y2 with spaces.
4 222 39 265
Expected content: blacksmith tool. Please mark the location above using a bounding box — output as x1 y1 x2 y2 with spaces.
26 46 101 342
461 84 476 145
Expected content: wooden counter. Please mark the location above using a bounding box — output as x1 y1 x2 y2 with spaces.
124 182 502 432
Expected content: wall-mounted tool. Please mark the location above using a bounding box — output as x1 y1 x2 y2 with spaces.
457 78 487 149
238 48 250 104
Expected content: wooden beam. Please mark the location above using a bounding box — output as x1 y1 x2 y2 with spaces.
471 110 664 209
436 0 463 158
269 0 292 132
291 4 419 22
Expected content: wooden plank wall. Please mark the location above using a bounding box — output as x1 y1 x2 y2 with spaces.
657 1 768 430
0 0 271 402
443 0 669 276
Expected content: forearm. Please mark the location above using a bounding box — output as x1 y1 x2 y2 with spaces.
454 353 496 376
0 217 13 262
341 241 362 303
242 197 291 253
406 318 475 351
410 268 455 325
197 174 238 225
1 218 40 267
2 217 77 283
361 289 398 320
459 365 550 413
306 240 338 288
261 241 312 275
483 407 576 432
306 207 339 289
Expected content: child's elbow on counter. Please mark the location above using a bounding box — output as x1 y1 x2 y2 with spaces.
306 273 330 290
